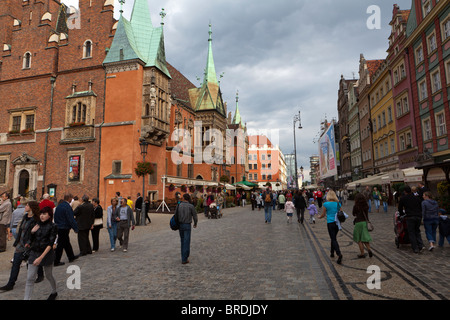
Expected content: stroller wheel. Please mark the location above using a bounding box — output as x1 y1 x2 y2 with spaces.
395 237 399 248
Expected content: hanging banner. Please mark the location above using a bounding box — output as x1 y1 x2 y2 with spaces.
318 125 337 179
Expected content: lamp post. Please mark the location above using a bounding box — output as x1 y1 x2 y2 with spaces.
293 111 302 189
139 139 149 226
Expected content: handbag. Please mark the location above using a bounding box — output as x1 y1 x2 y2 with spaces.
94 218 103 226
362 210 374 231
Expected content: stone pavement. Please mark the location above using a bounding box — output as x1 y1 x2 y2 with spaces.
0 201 448 301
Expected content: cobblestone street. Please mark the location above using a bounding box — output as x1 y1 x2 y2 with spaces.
0 201 448 302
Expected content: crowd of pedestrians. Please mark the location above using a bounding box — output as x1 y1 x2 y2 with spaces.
0 191 145 299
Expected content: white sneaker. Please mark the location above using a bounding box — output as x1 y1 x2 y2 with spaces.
111 248 115 252
123 249 127 252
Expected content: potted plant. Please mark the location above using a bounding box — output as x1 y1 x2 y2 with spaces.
168 184 175 191
134 161 154 177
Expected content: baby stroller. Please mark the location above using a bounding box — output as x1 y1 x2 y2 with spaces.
208 204 221 219
394 211 410 248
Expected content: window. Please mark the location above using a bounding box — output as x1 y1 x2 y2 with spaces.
0 159 7 185
416 45 424 65
12 116 21 132
402 97 409 114
112 161 122 175
390 138 395 154
435 112 447 137
419 79 428 101
8 109 36 133
406 132 412 148
427 32 437 53
150 163 158 184
254 173 258 180
23 52 31 69
382 112 386 127
443 18 450 41
378 115 381 130
71 102 87 124
422 0 431 18
431 69 441 93
388 107 393 123
83 40 92 58
384 142 388 156
423 118 432 141
399 135 406 151
446 60 450 85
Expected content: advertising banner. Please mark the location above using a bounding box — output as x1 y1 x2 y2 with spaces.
318 125 337 179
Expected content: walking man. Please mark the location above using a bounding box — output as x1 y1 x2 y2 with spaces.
398 186 424 253
54 194 79 266
177 194 198 264
0 192 12 252
263 187 273 223
115 197 135 252
74 195 94 256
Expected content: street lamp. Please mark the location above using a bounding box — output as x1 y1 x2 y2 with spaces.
139 139 149 226
293 111 302 189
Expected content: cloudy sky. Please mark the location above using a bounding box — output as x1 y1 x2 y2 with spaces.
64 0 412 181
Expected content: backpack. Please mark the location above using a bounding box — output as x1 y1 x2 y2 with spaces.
170 205 179 231
265 193 272 203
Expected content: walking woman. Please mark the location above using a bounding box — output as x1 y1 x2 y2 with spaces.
352 193 373 258
107 198 119 251
422 191 439 251
0 200 41 291
24 206 58 300
318 190 343 264
91 198 103 252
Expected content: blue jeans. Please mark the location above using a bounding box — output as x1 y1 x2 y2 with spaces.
367 200 372 212
107 222 118 249
264 204 272 223
179 223 192 263
424 219 439 243
373 199 380 210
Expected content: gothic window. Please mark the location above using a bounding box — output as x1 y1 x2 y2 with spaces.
71 102 87 124
23 52 31 69
83 40 92 58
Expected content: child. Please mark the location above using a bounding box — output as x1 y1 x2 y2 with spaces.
307 198 318 224
284 197 295 223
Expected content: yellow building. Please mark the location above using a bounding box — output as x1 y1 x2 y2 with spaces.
369 60 398 174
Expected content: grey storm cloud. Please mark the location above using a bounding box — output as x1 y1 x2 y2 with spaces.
64 0 412 180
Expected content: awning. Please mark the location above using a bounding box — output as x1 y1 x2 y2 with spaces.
220 183 236 190
345 173 388 190
403 168 423 183
235 183 252 190
166 176 218 187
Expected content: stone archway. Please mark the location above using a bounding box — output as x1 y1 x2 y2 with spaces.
12 153 39 199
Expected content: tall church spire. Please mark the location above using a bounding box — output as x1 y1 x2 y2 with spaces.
233 90 243 126
204 23 219 86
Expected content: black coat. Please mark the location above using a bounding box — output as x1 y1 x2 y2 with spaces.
74 202 95 230
294 194 306 209
398 193 422 218
24 219 58 254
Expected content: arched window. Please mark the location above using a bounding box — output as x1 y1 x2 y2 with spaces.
71 102 87 124
83 40 92 58
23 52 31 69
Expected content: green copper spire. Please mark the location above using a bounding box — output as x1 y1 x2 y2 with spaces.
103 0 171 78
232 90 243 126
188 23 225 117
204 23 219 86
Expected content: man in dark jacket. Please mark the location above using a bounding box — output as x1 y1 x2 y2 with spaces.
54 194 79 266
74 195 94 256
177 194 198 264
294 190 307 224
398 186 424 253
